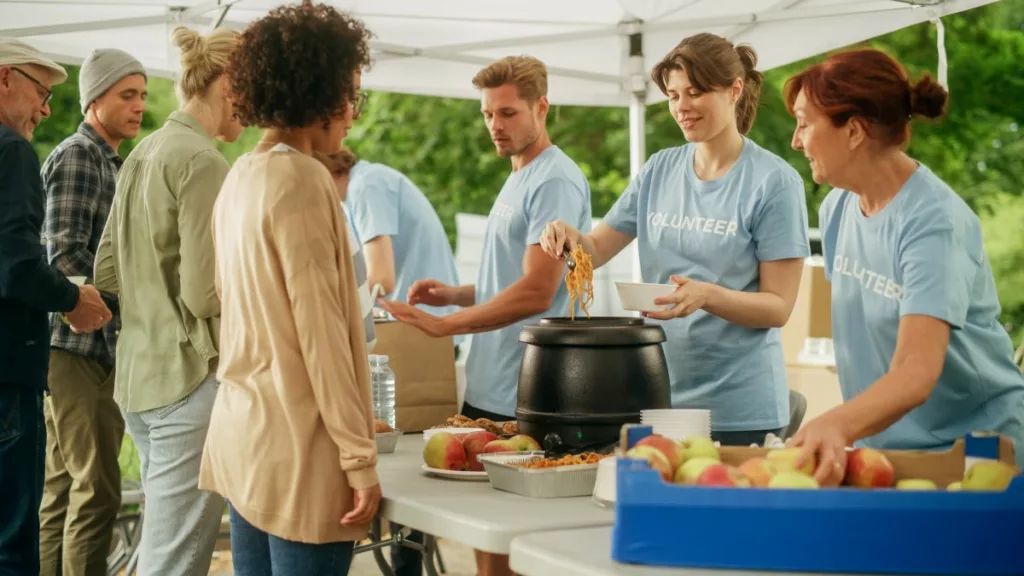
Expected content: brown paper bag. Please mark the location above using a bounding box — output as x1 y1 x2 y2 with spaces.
372 320 457 432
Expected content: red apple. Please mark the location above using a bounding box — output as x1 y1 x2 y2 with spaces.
738 458 777 488
422 432 467 471
844 448 895 488
625 445 673 482
461 430 499 472
636 434 682 470
696 463 751 487
481 439 516 454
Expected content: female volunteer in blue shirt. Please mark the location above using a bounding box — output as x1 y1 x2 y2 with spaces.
786 48 1024 483
542 33 810 447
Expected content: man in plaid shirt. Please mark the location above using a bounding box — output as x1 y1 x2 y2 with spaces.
39 48 146 576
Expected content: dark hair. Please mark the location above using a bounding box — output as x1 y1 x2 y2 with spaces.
229 1 372 129
314 147 359 177
783 48 948 147
651 33 764 135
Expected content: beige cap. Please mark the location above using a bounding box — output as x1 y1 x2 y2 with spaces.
0 37 68 85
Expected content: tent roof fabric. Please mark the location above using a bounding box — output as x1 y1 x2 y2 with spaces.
0 0 997 106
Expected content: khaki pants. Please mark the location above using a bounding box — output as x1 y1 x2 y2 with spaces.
38 349 124 576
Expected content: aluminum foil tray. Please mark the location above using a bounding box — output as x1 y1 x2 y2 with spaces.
477 451 600 498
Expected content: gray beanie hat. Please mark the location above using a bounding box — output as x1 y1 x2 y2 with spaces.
79 48 147 115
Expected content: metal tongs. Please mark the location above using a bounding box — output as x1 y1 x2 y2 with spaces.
542 432 616 458
561 242 576 271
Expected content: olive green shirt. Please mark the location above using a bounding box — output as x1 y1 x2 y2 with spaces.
94 110 229 412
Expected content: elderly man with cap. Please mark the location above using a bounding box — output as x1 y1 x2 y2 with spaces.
38 48 146 576
0 37 112 575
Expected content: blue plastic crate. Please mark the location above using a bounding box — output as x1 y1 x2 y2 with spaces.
611 427 1024 575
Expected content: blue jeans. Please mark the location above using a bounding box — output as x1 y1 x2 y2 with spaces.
123 374 223 575
0 386 45 576
229 505 355 575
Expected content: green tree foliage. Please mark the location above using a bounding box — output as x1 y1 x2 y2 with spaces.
30 0 1024 338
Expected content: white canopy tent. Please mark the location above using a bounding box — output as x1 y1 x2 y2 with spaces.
0 0 999 176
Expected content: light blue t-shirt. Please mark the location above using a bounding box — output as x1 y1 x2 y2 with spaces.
820 164 1024 466
463 146 592 417
345 160 464 346
603 139 810 431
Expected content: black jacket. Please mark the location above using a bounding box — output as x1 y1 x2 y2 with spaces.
0 125 79 389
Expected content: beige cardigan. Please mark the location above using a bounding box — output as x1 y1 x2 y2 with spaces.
199 147 378 544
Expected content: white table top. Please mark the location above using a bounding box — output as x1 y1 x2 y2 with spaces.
376 435 613 554
509 526 876 576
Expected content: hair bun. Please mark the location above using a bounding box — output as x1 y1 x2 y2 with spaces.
172 26 205 66
909 74 948 119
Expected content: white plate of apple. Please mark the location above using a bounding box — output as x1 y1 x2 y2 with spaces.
422 430 541 481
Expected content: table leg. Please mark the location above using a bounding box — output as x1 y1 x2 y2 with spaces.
420 535 441 576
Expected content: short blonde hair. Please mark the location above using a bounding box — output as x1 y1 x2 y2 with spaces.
472 56 548 101
171 26 240 101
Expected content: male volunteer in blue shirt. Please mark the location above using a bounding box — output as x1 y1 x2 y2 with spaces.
341 151 465 352
378 55 592 422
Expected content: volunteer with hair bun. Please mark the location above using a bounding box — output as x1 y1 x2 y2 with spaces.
540 33 811 447
786 47 1024 485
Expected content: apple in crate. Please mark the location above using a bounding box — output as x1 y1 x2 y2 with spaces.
696 463 751 487
844 448 895 488
738 458 777 488
635 434 682 469
461 430 498 472
768 471 820 489
766 447 816 476
896 479 937 490
624 445 674 482
423 432 468 471
963 460 1020 492
673 457 719 485
678 437 720 462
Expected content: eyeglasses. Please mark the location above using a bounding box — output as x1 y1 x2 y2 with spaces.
352 91 368 118
12 67 52 106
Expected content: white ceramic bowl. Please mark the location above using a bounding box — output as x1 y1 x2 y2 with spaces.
614 282 677 313
592 455 617 507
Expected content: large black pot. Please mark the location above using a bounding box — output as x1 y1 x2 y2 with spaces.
516 317 671 453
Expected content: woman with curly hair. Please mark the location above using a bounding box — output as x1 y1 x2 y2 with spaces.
197 2 378 573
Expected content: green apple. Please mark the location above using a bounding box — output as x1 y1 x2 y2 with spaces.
678 437 720 463
673 456 719 485
962 460 1019 492
895 478 937 491
768 471 820 489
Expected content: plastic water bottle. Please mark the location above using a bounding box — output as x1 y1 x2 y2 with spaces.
370 355 397 429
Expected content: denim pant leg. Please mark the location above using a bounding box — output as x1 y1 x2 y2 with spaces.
0 387 45 576
124 374 224 576
230 505 355 576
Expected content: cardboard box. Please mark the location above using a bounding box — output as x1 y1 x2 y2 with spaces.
786 365 844 430
782 259 832 365
372 320 457 432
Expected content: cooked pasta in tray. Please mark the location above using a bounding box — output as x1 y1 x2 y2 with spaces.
512 452 609 469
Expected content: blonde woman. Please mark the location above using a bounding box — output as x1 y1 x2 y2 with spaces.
198 3 378 574
93 25 242 575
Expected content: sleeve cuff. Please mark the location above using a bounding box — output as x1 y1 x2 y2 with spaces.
345 466 380 491
59 279 79 313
